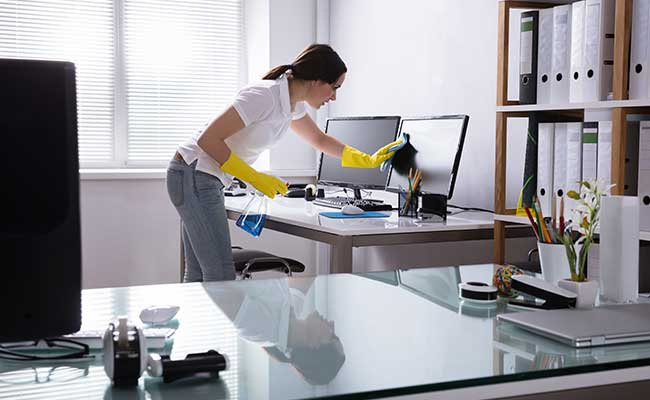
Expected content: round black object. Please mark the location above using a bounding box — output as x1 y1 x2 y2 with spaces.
540 188 546 196
636 64 643 74
458 282 497 302
541 74 548 83
556 73 562 81
644 196 650 206
522 76 529 84
587 69 594 78
574 71 579 80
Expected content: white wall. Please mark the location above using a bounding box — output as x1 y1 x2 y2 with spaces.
81 0 534 289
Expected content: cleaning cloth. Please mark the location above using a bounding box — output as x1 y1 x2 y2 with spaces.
380 132 411 172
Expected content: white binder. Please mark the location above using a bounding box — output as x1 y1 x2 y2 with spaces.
597 120 612 187
538 123 555 216
582 121 598 181
630 0 650 100
537 8 554 104
639 121 650 232
553 123 568 207
551 5 572 103
583 0 615 102
570 1 586 103
566 122 583 212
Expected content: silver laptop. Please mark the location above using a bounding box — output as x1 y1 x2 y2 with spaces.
497 303 650 348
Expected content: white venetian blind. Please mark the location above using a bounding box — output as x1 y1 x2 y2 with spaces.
0 0 115 162
123 0 242 164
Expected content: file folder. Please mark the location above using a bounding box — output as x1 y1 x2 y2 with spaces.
597 120 612 187
537 9 553 104
566 122 583 212
551 5 572 103
520 11 539 104
582 121 598 181
629 0 650 100
521 114 539 208
639 121 650 232
625 121 640 195
570 1 586 103
583 0 615 102
553 123 568 204
538 122 555 216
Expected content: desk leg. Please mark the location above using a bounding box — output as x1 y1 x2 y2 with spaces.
330 237 353 274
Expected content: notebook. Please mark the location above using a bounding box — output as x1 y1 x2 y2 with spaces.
497 303 650 348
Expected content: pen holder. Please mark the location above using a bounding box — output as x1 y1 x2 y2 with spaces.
398 191 419 218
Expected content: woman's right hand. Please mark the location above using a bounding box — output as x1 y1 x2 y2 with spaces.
249 171 288 199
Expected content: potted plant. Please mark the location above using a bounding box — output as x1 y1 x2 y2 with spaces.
555 179 612 308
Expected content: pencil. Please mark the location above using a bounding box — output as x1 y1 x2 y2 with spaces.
534 197 552 243
524 207 540 241
560 196 564 236
551 192 557 231
531 200 545 243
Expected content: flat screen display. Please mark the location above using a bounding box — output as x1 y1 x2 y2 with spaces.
318 116 401 190
387 115 469 199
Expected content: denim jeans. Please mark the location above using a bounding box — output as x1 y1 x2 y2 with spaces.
166 159 235 282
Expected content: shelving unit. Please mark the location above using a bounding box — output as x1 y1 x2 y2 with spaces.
494 0 649 264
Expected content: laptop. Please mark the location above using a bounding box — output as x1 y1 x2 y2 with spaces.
497 303 650 348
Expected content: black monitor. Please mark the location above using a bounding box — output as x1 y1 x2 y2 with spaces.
387 115 469 200
1 59 81 341
317 116 400 199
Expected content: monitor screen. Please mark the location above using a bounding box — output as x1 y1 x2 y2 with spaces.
387 115 469 199
317 116 401 190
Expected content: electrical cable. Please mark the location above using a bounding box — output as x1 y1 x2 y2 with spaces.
448 203 494 214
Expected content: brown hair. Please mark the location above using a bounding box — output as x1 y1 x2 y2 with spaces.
262 44 347 84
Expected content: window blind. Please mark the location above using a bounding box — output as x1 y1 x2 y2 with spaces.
0 0 243 167
0 0 115 162
123 0 242 164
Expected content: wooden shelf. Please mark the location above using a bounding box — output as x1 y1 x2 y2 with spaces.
496 99 650 113
494 214 529 225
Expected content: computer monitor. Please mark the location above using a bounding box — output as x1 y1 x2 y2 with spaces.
387 115 469 200
1 59 81 341
317 116 401 198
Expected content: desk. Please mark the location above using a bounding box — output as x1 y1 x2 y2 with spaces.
225 196 530 273
2 265 648 399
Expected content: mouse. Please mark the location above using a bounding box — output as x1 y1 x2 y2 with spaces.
341 204 364 215
139 305 180 325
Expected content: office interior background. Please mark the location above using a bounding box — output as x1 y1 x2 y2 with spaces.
78 0 537 289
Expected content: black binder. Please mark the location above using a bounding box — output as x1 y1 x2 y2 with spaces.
519 10 539 104
521 113 539 208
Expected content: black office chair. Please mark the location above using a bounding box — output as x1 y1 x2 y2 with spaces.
231 246 305 279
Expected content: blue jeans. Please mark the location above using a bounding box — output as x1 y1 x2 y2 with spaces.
166 159 235 282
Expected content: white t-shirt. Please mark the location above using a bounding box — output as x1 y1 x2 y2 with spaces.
177 73 307 186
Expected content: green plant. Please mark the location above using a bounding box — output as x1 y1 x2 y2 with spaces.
557 179 612 282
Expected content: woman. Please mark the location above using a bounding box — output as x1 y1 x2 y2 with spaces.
167 44 402 282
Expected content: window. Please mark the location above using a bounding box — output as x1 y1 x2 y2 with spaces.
0 0 243 168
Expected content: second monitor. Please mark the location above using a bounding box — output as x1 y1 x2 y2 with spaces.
387 115 469 199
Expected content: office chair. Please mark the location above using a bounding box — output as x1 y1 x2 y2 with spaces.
231 246 305 279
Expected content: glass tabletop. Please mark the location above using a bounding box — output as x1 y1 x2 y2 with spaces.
1 264 649 399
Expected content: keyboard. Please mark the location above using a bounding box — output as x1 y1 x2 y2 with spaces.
313 197 393 212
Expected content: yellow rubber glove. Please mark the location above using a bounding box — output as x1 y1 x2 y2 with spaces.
340 139 403 168
220 152 287 198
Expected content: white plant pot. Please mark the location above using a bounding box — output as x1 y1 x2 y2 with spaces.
558 279 599 309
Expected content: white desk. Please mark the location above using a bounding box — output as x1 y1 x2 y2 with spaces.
224 196 530 273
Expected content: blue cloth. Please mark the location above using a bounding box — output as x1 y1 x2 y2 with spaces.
380 132 410 171
319 211 390 219
167 159 236 282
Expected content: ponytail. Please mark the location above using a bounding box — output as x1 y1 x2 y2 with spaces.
262 44 347 84
262 64 293 80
